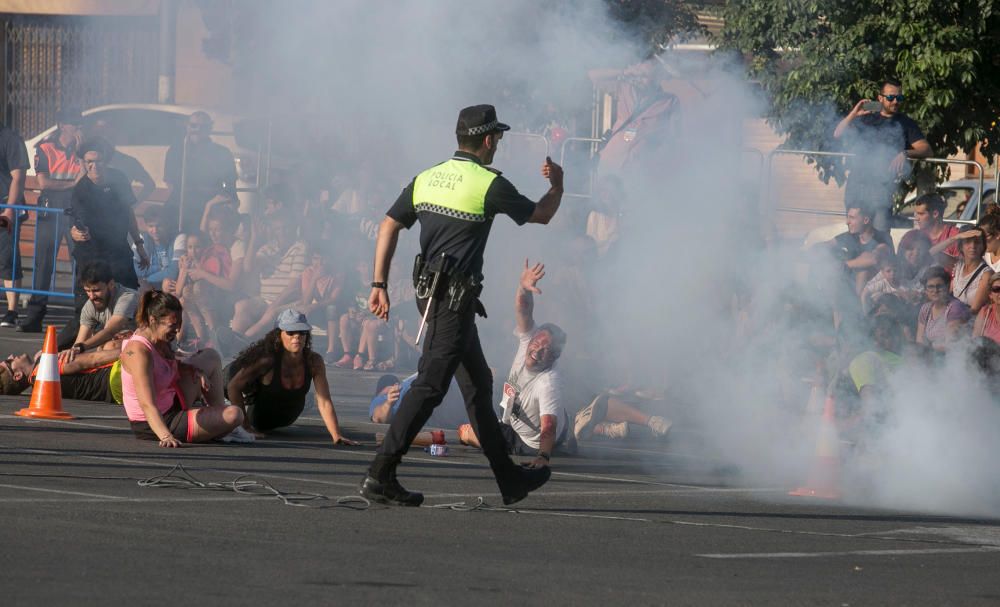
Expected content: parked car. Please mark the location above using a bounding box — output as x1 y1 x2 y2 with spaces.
802 179 999 249
24 103 278 212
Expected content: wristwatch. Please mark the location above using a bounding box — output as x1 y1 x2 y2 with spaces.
72 342 86 353
370 281 388 289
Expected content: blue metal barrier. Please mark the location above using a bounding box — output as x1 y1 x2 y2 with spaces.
0 203 75 299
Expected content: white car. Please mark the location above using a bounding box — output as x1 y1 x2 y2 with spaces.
802 179 999 249
25 103 272 210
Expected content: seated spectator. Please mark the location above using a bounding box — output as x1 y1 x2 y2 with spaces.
296 244 345 363
867 292 917 342
950 226 993 313
861 252 915 314
225 309 358 444
916 265 971 352
978 207 1000 271
915 192 959 268
570 392 673 442
369 373 467 428
972 273 1000 345
231 213 307 339
846 315 905 439
897 229 933 287
828 204 893 295
134 207 178 291
119 290 245 447
59 261 138 363
332 257 376 369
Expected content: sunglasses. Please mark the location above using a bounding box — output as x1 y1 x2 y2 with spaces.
992 286 1000 293
881 94 904 102
188 122 211 131
285 330 309 337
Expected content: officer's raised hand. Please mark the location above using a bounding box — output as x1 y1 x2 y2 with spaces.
369 285 390 321
542 156 564 190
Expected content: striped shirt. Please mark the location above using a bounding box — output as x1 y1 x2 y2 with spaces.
257 240 306 303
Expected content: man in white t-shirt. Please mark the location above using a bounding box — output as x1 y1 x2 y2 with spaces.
458 260 570 468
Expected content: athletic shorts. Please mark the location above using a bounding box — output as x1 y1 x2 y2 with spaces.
129 399 194 442
0 226 22 281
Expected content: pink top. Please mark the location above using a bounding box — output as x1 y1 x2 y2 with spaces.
977 305 1000 345
121 334 184 422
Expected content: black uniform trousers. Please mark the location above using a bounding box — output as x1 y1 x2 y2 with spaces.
379 291 518 485
24 212 73 324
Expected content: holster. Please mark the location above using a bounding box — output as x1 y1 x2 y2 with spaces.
411 253 485 317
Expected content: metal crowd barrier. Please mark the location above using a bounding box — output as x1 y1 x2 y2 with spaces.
0 202 75 299
765 149 987 226
559 136 602 200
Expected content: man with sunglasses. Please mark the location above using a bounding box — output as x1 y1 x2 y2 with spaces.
163 111 237 234
834 78 933 231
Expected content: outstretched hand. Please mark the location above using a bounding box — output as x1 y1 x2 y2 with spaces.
520 259 545 294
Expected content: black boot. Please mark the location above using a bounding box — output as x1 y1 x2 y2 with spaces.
359 454 424 507
497 463 552 506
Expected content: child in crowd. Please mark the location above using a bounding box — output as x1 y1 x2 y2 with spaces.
134 207 177 291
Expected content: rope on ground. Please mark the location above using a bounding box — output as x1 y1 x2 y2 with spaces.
137 464 370 510
423 496 514 512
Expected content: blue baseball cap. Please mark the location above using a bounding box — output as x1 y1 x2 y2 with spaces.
275 309 311 332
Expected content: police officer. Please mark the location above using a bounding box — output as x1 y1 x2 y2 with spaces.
360 104 564 506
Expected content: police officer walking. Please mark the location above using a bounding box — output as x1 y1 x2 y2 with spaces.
361 104 564 506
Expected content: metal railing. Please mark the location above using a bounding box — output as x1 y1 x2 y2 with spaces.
765 149 986 226
559 136 602 200
0 203 75 299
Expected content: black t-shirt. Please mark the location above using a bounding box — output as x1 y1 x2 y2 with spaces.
387 152 536 281
163 139 236 230
846 113 925 181
0 126 29 202
61 366 115 402
69 167 137 263
834 229 893 266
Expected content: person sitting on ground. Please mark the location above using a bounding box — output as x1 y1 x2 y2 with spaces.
1 348 122 401
370 373 467 429
457 260 572 466
571 391 673 442
332 256 376 369
972 273 1000 345
914 192 959 268
119 290 245 447
225 309 358 444
182 207 247 342
231 213 307 339
827 204 893 295
133 207 178 291
916 265 971 353
58 261 139 364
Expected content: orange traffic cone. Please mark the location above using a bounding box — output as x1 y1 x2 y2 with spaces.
789 395 840 499
16 326 73 420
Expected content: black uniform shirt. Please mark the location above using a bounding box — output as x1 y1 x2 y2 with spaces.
0 126 29 201
69 167 137 263
387 151 536 281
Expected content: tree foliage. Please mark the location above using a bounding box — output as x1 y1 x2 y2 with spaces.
604 0 706 56
716 0 1000 182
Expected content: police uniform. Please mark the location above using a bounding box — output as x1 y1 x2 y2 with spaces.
362 105 552 506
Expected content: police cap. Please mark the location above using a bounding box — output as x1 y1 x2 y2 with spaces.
455 105 511 136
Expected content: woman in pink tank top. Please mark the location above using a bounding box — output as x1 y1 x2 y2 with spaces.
120 290 244 447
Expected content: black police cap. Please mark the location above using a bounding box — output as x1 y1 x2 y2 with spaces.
455 104 511 136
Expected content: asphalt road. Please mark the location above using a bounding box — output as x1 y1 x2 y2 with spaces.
1 323 999 606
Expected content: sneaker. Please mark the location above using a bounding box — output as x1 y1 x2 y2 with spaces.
0 311 17 327
220 425 256 443
594 421 629 439
501 464 552 506
647 416 672 438
352 354 364 370
359 475 424 507
333 353 354 368
574 394 609 441
16 320 42 333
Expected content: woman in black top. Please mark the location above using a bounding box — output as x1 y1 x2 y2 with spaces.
226 308 357 444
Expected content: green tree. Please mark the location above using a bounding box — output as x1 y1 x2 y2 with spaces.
716 0 1000 184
